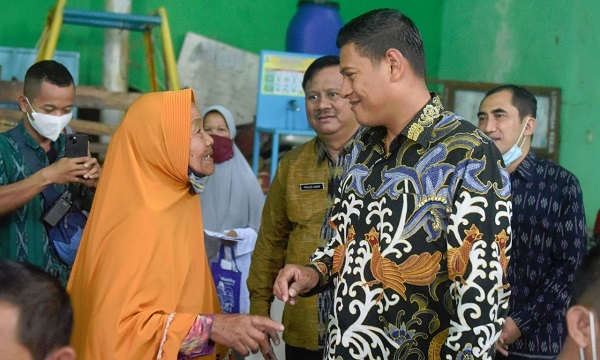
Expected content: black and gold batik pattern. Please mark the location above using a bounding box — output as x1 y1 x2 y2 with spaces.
310 95 512 360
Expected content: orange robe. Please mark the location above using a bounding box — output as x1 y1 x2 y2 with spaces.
67 89 225 359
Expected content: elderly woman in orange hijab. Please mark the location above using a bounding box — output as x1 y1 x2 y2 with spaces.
67 89 283 360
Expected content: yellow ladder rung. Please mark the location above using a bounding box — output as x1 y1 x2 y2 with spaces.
35 0 179 90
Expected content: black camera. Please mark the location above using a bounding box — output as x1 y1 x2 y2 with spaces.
42 191 72 227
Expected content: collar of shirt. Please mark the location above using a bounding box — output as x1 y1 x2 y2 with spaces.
314 126 366 164
360 93 444 154
513 150 537 182
15 120 66 155
16 121 42 150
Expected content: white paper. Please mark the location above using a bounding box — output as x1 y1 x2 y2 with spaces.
204 229 243 242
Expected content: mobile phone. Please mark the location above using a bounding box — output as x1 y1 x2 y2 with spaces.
65 134 89 158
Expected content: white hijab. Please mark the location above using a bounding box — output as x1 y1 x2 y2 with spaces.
199 105 265 257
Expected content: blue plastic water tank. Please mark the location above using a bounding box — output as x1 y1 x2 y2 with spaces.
285 1 343 56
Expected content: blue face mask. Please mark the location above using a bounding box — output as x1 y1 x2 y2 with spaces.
188 167 208 194
502 119 529 167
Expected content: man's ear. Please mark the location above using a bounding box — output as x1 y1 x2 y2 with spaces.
524 116 537 136
45 346 76 360
385 48 405 82
567 305 593 348
18 94 28 113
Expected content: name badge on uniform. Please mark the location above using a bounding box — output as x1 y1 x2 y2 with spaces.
300 183 324 191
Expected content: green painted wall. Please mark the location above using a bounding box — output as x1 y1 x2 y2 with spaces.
438 0 600 228
5 2 593 227
4 1 594 226
1 1 442 90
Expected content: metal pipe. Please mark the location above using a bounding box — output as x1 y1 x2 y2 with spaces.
144 30 158 92
37 0 67 62
157 7 179 90
100 0 130 147
63 8 161 31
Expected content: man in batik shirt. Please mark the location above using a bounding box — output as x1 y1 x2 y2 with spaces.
249 55 362 360
273 9 512 360
478 85 587 359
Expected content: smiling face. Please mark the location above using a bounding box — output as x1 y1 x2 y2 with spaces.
305 65 357 138
203 111 231 139
477 89 532 155
339 43 392 127
189 105 215 176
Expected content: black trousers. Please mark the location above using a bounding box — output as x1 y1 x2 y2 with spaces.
285 344 323 360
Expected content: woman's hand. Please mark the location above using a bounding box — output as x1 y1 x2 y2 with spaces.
222 230 238 246
211 313 283 358
224 230 238 237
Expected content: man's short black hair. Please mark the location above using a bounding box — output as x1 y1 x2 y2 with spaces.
336 8 426 78
485 84 538 119
302 55 340 91
0 260 73 360
571 245 600 310
23 60 74 99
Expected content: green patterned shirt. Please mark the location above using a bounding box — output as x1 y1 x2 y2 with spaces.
0 121 70 284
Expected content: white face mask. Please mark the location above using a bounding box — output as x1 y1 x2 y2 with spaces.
502 118 529 167
25 97 72 141
581 311 598 360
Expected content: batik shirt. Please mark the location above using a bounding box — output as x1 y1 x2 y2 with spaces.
310 95 512 360
249 131 360 351
0 122 72 284
503 151 586 359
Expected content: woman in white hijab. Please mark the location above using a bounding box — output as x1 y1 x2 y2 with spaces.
199 105 265 315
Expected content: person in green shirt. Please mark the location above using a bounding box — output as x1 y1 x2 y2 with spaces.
0 60 101 284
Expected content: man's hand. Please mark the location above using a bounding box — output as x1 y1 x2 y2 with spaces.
80 156 101 188
43 156 101 188
0 155 100 217
495 316 522 356
273 264 320 305
211 314 283 358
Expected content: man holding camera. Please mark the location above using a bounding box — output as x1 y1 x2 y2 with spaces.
0 60 101 284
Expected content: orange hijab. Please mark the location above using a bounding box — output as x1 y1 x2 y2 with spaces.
67 89 224 359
